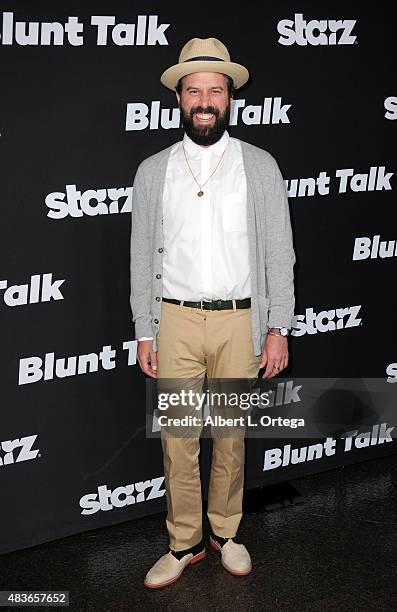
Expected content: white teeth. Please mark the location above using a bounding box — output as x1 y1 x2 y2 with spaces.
196 113 213 119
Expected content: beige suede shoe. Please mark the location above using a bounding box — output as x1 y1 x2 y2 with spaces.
144 548 206 589
210 536 252 576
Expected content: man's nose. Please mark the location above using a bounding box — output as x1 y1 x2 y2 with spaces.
198 93 212 108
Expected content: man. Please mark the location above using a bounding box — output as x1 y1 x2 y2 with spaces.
130 37 296 588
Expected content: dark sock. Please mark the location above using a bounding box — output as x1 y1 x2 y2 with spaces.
211 531 239 547
170 538 204 560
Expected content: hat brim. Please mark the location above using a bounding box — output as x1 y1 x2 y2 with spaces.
160 61 249 91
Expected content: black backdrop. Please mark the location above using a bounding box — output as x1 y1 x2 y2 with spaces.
1 2 396 554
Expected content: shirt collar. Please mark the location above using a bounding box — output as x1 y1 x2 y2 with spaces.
182 129 230 159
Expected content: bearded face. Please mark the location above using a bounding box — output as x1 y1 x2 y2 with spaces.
176 72 232 146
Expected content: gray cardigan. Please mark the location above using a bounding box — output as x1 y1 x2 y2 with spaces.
130 137 296 356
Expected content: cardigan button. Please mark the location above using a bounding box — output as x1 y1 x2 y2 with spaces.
155 297 160 301
156 273 161 279
154 319 159 324
158 248 163 253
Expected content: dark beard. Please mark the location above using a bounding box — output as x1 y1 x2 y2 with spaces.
179 102 231 146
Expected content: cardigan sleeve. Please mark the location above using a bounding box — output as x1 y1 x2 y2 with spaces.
264 157 296 328
129 164 154 339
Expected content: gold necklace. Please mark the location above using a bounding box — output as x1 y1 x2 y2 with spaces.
183 141 228 197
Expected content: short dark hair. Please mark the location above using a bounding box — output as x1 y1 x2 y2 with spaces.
175 73 235 98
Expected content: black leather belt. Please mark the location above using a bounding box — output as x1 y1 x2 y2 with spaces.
162 297 251 311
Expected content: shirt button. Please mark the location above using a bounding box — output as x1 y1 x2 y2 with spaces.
158 248 163 253
156 273 161 279
154 319 159 324
155 297 160 302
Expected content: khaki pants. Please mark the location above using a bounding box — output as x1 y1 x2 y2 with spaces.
156 300 262 551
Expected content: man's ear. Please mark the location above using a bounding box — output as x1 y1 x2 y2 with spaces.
175 91 180 106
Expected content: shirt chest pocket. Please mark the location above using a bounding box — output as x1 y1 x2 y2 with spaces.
221 193 247 232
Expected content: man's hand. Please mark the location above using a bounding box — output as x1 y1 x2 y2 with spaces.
137 339 158 378
260 334 289 379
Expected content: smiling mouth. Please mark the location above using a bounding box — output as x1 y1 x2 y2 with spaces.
194 113 215 122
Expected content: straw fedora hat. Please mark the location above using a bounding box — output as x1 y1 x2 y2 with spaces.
160 37 249 91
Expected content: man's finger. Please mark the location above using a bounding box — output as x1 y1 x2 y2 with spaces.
141 362 157 378
260 352 268 369
263 360 275 379
150 350 158 372
144 350 157 377
137 349 157 378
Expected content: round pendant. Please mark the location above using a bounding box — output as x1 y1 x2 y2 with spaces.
197 190 204 197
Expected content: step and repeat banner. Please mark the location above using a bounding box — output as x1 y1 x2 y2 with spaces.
1 2 396 554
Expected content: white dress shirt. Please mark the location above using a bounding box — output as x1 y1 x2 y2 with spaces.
138 129 251 340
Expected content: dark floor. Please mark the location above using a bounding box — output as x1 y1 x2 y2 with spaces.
2 455 397 612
